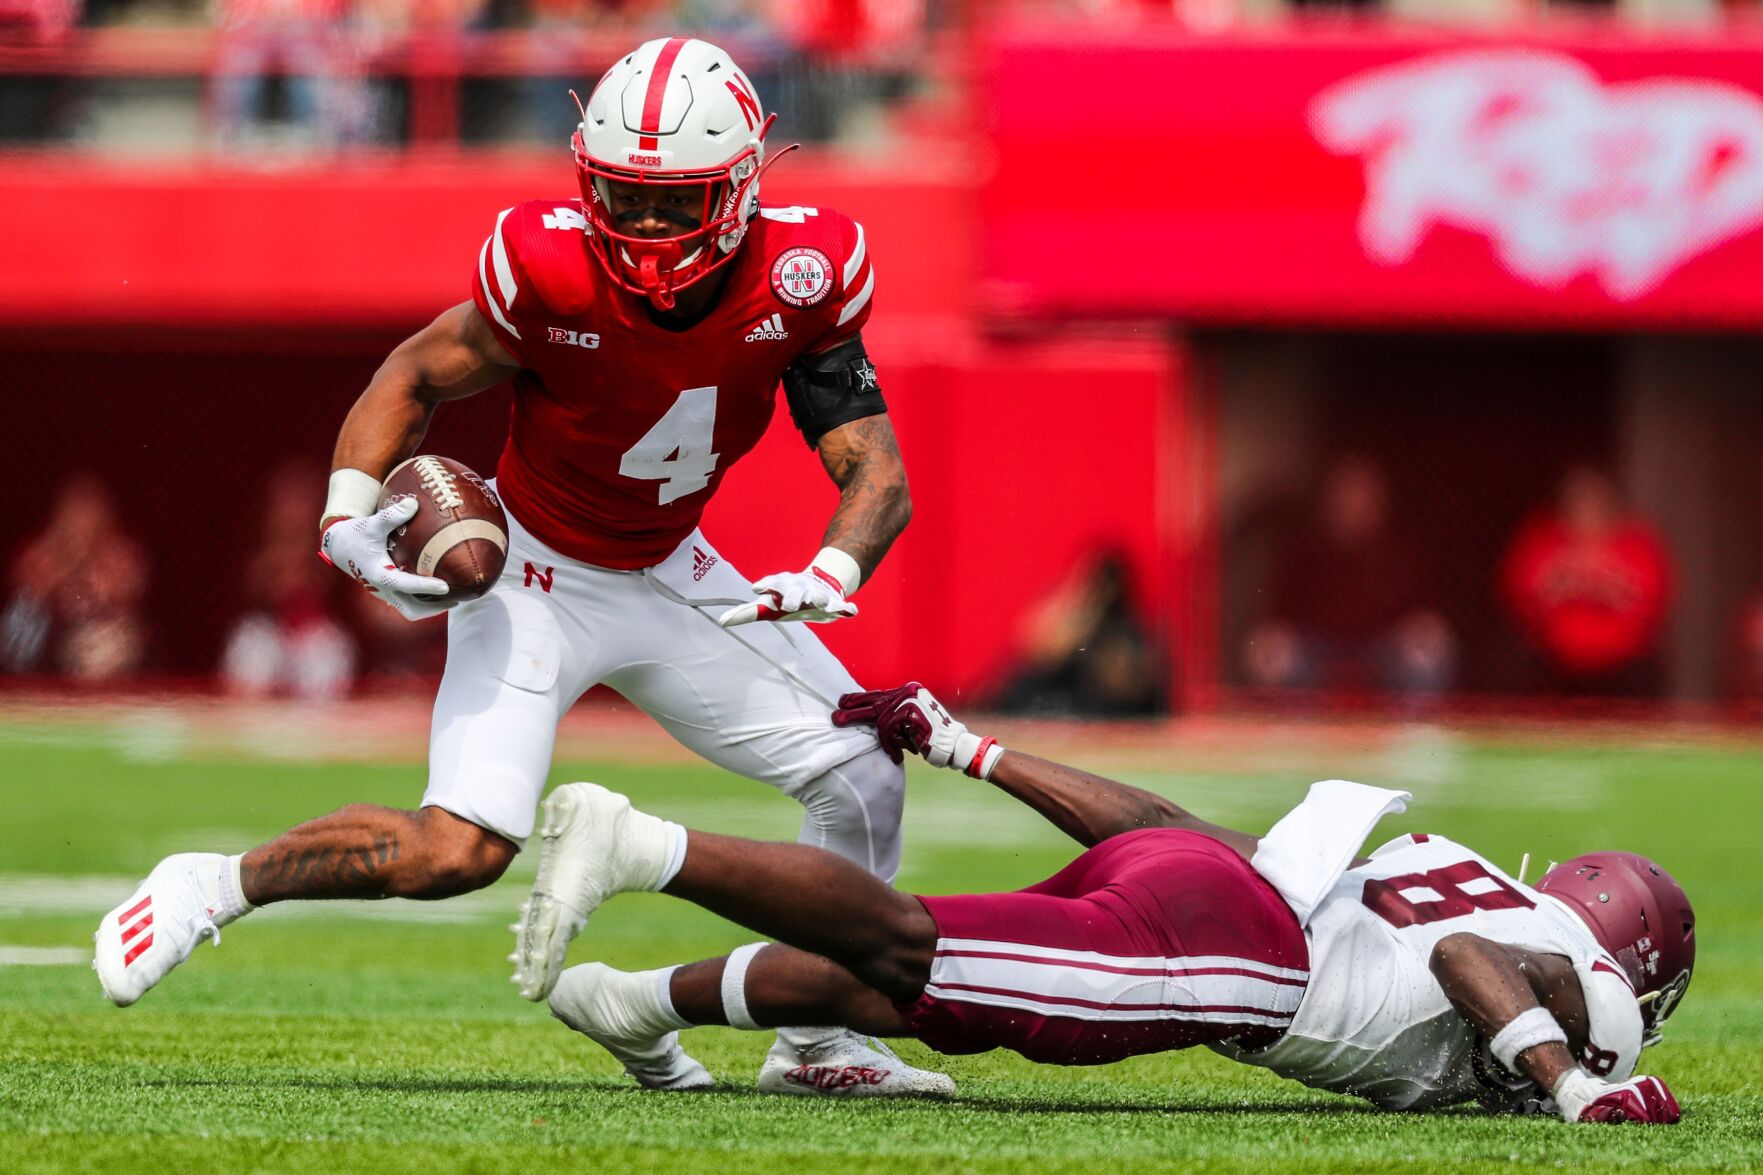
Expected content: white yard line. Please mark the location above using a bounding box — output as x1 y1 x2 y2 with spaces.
0 875 518 925
0 946 90 965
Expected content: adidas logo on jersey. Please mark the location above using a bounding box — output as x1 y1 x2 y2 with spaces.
692 545 719 581
745 313 789 342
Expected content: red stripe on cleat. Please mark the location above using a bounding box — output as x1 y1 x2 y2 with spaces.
121 911 153 944
123 933 154 967
120 894 151 923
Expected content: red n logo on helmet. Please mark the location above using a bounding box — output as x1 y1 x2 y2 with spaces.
726 76 761 131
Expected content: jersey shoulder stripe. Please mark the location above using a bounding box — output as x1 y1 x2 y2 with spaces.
480 199 599 314
476 207 523 340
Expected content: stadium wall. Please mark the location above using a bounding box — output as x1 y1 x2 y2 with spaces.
11 21 1763 706
0 158 1195 701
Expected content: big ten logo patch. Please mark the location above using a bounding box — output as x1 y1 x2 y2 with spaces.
770 247 832 308
546 328 600 349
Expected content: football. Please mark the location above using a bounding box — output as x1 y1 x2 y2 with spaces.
379 455 509 602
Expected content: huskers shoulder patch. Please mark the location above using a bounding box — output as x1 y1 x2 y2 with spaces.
770 247 833 308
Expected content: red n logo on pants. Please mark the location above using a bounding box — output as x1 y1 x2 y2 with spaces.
524 563 554 593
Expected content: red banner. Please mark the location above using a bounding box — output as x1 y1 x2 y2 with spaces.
982 24 1763 329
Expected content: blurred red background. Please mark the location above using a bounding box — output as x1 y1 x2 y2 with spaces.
7 14 1763 712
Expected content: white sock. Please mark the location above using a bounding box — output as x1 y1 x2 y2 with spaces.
652 964 692 1029
194 853 253 927
656 822 688 890
615 965 692 1036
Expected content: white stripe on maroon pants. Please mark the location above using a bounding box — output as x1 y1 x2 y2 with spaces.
928 938 1306 1025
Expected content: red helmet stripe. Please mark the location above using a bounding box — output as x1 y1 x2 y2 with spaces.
638 37 690 151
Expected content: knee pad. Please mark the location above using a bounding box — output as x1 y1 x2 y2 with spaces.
793 748 904 882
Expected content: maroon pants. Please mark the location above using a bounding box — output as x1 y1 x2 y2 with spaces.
897 828 1309 1065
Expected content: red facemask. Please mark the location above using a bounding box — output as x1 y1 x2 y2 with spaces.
571 102 794 311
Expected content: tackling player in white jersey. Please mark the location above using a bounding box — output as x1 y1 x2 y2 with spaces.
523 682 1690 1121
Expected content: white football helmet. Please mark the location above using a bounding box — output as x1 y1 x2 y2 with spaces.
572 37 793 309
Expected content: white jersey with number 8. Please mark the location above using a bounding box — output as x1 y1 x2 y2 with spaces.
1216 833 1644 1110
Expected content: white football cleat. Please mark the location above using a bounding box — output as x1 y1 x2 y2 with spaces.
93 853 226 1007
757 1031 956 1098
511 783 671 1002
549 962 712 1091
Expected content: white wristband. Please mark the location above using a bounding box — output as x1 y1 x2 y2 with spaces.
323 467 383 525
811 546 862 596
1491 1006 1568 1074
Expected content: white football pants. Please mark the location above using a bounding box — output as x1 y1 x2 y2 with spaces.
421 507 903 880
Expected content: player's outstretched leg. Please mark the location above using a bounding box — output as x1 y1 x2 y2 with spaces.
519 782 953 1095
95 804 515 1006
551 944 954 1098
512 781 933 1002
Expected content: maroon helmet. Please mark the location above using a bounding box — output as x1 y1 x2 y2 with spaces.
1536 852 1695 1042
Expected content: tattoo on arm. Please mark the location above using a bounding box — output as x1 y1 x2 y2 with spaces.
818 415 912 581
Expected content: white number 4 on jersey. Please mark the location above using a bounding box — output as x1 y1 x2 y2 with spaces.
620 386 720 505
758 206 819 224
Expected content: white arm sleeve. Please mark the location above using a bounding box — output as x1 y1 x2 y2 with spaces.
1573 961 1645 1082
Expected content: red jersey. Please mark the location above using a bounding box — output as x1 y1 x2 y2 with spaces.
470 200 875 569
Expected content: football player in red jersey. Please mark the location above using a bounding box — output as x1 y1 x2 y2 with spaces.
93 37 952 1097
527 683 1690 1122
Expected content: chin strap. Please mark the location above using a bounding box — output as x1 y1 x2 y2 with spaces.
639 254 676 310
635 239 684 311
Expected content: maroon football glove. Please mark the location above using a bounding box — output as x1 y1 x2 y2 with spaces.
833 683 932 765
835 682 1004 778
1578 1076 1682 1124
1554 1070 1682 1125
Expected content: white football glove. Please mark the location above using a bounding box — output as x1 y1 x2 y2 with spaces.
718 548 861 627
1551 1068 1682 1125
318 496 453 622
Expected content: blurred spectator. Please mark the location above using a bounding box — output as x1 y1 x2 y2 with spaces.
1241 455 1456 698
1725 594 1763 710
0 0 80 143
2 473 148 682
0 0 76 38
992 551 1165 717
768 0 923 142
513 0 656 145
209 0 445 149
1499 465 1672 696
219 459 357 700
209 0 348 148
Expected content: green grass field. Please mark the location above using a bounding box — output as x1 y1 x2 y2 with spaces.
2 711 1761 1172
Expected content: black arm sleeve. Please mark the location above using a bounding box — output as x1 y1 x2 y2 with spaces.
781 333 887 447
